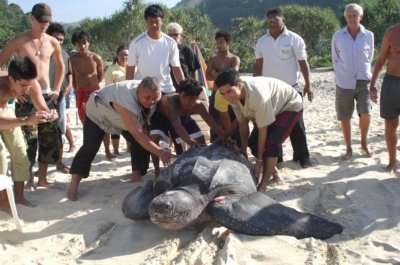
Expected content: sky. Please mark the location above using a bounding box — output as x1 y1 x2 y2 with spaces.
9 0 180 23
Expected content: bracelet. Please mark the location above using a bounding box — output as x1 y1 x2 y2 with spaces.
256 159 263 163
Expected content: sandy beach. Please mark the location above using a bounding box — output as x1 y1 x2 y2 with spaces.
1 70 399 264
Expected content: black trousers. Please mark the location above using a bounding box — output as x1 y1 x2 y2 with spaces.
70 118 150 178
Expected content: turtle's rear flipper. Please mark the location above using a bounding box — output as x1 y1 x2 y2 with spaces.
122 180 155 220
207 191 343 240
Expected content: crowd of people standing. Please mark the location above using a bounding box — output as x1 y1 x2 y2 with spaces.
0 2 399 210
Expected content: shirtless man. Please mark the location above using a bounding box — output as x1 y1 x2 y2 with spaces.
370 23 400 173
150 79 226 176
206 30 240 142
0 57 58 212
69 31 114 160
0 3 64 188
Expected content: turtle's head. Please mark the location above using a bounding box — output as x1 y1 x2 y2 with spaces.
149 189 203 230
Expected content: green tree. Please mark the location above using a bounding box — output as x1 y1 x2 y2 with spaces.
0 1 29 50
168 7 216 60
341 0 400 47
283 4 340 62
231 16 264 72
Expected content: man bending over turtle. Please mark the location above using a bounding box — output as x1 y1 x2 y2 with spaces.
150 79 226 176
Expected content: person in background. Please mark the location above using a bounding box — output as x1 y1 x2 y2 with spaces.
166 22 200 90
332 3 374 160
104 44 129 156
46 22 73 174
370 23 400 173
69 31 115 161
253 7 313 168
150 79 226 176
126 4 185 93
206 31 240 142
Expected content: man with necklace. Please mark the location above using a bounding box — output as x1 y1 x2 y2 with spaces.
0 3 65 188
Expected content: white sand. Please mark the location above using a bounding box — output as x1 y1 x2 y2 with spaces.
1 71 400 264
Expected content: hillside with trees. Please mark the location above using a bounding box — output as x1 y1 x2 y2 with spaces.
0 0 29 48
176 0 343 29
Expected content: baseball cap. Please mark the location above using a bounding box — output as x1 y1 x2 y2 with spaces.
31 3 52 23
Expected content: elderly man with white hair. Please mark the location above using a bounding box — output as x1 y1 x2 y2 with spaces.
166 22 200 90
331 3 374 160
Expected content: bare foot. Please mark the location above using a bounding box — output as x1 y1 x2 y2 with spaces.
106 152 117 161
68 145 76 153
37 181 54 188
25 180 36 191
361 146 373 157
114 151 121 156
130 171 142 182
56 163 70 174
37 181 63 189
16 197 35 207
67 175 82 201
341 149 353 160
385 163 398 174
269 176 286 186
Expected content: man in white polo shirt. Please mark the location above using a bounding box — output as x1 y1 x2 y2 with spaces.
253 7 313 168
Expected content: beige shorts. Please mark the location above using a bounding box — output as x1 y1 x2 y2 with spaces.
0 107 30 181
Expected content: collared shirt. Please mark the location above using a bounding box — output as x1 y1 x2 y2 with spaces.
254 26 307 88
331 25 374 89
128 32 180 94
231 77 303 128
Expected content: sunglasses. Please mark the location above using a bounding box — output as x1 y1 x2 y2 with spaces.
168 33 180 37
266 17 281 24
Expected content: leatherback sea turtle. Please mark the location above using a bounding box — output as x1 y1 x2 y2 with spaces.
122 144 343 239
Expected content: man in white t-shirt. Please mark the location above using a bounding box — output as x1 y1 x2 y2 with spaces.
126 4 184 94
253 7 314 168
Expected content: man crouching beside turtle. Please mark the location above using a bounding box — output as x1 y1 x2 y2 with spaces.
215 69 303 191
67 77 175 201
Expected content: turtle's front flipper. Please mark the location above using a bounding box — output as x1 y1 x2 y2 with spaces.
207 191 343 240
122 180 155 220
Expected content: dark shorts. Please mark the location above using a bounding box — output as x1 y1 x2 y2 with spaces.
15 94 62 165
150 111 203 154
380 74 400 119
248 111 302 158
335 80 371 120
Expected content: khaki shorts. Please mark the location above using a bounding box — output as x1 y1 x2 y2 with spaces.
335 80 371 121
0 107 30 181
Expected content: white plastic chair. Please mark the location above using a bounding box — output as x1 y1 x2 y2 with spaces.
0 175 22 232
